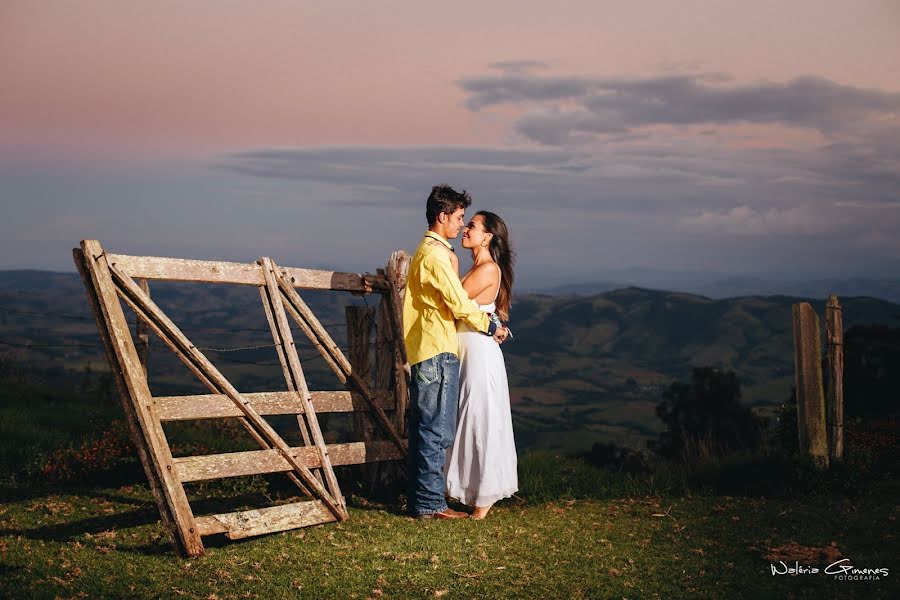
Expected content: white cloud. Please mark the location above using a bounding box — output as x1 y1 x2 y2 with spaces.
678 205 840 236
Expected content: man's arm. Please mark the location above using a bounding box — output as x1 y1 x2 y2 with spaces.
423 253 495 335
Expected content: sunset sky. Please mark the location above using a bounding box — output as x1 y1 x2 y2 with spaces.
2 1 899 287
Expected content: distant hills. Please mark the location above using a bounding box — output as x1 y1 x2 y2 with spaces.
2 270 899 453
534 274 900 304
501 288 900 450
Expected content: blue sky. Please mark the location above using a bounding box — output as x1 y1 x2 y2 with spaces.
2 2 899 288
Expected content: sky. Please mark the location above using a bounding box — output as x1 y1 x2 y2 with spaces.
2 1 899 289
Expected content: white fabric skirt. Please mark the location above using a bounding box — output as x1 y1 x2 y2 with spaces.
445 313 518 507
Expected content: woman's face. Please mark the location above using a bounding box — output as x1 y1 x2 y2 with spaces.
462 214 492 250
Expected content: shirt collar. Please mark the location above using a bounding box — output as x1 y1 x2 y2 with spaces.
424 231 454 251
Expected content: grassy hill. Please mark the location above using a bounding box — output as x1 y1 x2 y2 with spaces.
538 275 900 304
1 271 897 598
502 289 899 450
2 469 897 599
2 270 899 454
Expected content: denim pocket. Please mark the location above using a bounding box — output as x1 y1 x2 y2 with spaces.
414 356 439 385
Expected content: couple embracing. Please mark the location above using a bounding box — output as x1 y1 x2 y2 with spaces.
403 184 518 520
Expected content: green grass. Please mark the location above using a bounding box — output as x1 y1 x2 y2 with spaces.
1 370 896 597
0 381 120 479
1 456 897 599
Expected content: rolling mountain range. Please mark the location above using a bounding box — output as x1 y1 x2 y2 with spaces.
2 270 898 452
534 275 900 304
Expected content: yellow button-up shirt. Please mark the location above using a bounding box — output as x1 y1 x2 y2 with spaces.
403 231 491 365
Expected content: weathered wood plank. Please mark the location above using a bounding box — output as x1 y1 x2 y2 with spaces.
174 440 406 483
825 295 844 461
384 250 410 369
154 391 395 422
75 248 185 552
384 251 410 434
262 258 345 514
77 241 205 557
111 268 301 498
106 260 347 521
107 253 387 292
194 500 337 539
792 302 829 468
276 267 407 456
258 281 323 492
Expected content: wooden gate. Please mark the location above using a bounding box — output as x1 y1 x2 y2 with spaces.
73 240 409 556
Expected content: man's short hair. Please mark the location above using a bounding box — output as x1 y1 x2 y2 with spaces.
426 184 472 226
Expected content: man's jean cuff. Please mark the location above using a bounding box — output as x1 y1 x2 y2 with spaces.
413 504 449 517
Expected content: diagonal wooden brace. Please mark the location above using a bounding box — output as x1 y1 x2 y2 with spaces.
260 257 345 510
257 285 318 497
116 274 314 499
76 242 204 557
272 261 407 457
106 260 349 521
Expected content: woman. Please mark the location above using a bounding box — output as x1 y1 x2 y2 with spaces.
444 210 518 519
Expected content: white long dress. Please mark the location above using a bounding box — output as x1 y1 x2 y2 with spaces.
445 299 518 507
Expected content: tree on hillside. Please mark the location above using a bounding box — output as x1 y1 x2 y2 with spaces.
844 325 900 420
650 367 764 461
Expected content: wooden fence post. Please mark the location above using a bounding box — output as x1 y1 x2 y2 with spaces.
792 302 829 467
384 251 410 434
825 295 844 461
345 251 411 493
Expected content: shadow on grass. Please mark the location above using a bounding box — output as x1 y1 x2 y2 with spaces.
0 507 169 553
0 481 152 505
0 563 26 577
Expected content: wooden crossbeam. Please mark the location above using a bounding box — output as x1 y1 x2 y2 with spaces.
154 390 394 422
273 261 408 456
107 253 388 292
174 440 406 483
195 500 337 539
106 260 348 522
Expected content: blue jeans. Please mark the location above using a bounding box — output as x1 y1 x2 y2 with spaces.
407 352 460 516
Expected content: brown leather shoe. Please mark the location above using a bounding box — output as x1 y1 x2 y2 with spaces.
417 508 469 520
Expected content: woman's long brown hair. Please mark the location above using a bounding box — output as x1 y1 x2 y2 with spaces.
476 210 515 321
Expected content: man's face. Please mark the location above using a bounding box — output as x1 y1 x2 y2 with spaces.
439 207 466 239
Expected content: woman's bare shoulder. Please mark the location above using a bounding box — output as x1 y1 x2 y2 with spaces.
471 261 500 276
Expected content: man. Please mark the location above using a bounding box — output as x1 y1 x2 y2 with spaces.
403 184 508 519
